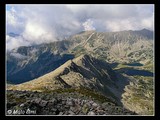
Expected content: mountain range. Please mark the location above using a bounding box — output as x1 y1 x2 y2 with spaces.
6 29 154 115
7 29 153 84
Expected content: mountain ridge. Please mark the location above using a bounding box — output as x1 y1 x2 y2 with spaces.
8 54 124 104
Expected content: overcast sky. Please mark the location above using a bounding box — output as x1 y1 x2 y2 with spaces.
6 4 154 50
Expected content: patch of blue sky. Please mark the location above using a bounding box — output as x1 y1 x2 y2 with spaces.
6 5 12 11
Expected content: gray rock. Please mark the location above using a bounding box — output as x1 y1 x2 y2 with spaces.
47 102 54 106
33 98 41 104
78 112 85 115
80 100 84 106
56 105 61 109
58 103 63 106
59 112 64 115
102 113 108 115
39 100 48 107
48 112 54 115
52 112 56 115
64 111 69 115
70 106 75 112
64 105 70 109
51 108 57 112
42 110 49 115
49 98 57 105
86 102 92 108
97 110 105 115
89 107 94 111
77 99 82 104
92 103 98 108
19 103 24 107
87 111 96 115
75 110 80 115
67 99 75 106
45 94 51 100
89 100 94 104
57 97 62 103
62 100 66 105
104 108 109 112
29 94 34 98
68 110 75 115
74 99 78 104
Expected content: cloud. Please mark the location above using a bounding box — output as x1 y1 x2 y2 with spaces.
29 48 38 54
82 19 96 31
141 13 154 30
66 4 154 31
105 18 137 31
6 7 17 26
6 4 154 50
6 35 30 51
6 6 25 34
10 52 28 59
22 21 56 44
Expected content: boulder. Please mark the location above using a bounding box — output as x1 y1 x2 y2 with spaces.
39 100 48 107
87 111 96 115
68 110 75 115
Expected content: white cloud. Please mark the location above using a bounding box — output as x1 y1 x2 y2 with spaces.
6 6 25 34
6 35 30 51
82 19 96 31
106 18 137 32
30 48 38 54
140 13 154 30
6 7 17 26
10 52 28 59
6 4 154 50
22 21 56 44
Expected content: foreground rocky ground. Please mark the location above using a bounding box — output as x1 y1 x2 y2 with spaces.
6 89 136 115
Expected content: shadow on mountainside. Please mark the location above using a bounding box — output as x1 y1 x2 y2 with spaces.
115 68 153 77
7 54 75 84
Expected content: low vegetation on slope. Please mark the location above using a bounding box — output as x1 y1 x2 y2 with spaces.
109 60 154 115
122 76 154 115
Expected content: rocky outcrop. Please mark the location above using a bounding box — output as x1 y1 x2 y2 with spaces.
7 90 136 115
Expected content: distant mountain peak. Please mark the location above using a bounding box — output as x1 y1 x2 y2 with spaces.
141 28 151 31
77 30 96 35
133 28 152 33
